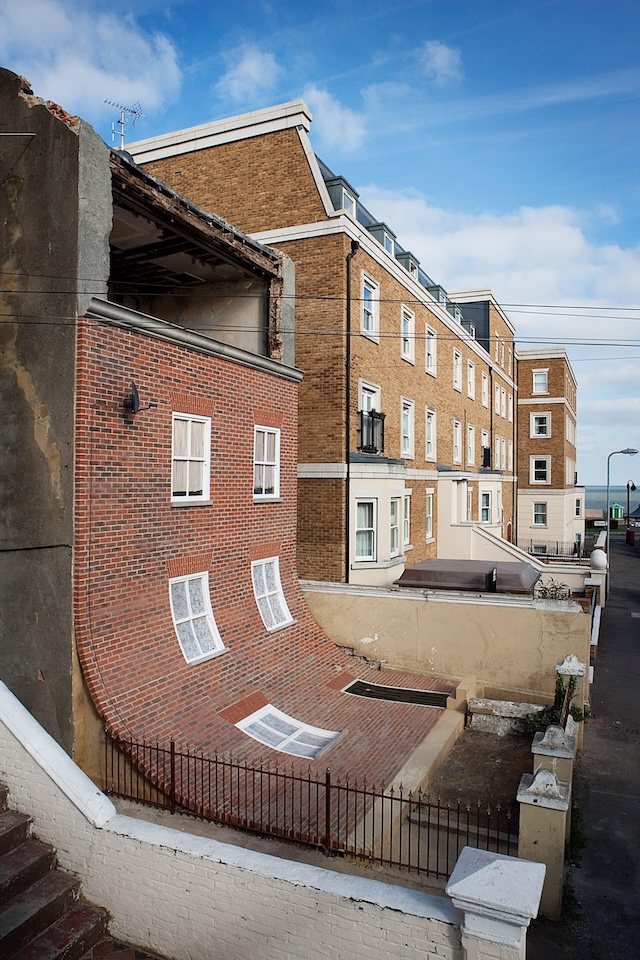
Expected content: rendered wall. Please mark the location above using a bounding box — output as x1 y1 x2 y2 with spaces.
0 69 110 751
303 585 591 701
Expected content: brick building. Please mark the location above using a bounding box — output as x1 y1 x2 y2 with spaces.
1 71 453 797
515 349 585 554
129 100 520 587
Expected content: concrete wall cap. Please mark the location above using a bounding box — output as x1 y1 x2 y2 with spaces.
556 653 586 676
446 847 545 923
517 769 570 810
532 725 576 758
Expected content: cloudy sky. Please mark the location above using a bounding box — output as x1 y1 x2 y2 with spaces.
2 0 639 484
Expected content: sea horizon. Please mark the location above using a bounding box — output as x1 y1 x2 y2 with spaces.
585 485 639 512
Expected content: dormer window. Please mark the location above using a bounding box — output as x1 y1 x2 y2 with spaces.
396 251 420 278
325 176 359 219
383 232 394 254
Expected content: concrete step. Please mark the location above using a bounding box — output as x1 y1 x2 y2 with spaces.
10 902 108 960
0 810 32 857
0 871 80 957
0 838 56 902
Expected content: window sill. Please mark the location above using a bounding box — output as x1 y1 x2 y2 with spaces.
401 355 416 365
426 368 437 378
172 499 213 507
425 537 435 545
185 646 229 666
352 556 406 570
264 618 296 634
404 543 413 552
361 331 380 344
253 496 283 504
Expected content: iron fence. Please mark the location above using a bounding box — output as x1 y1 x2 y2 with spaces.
105 732 518 879
517 539 585 561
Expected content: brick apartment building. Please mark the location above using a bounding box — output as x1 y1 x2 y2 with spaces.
516 349 585 554
1 70 453 795
129 100 519 587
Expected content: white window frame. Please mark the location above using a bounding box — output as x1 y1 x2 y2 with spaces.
508 439 513 471
530 412 551 437
495 383 501 415
426 407 437 461
401 306 415 363
171 412 211 504
500 388 506 419
355 499 377 561
481 491 491 523
403 493 411 547
425 326 437 376
453 419 462 465
576 498 582 518
401 398 415 459
495 435 500 470
360 380 381 412
453 349 462 392
390 497 401 558
508 394 513 423
533 502 548 526
169 572 225 664
251 557 294 631
467 360 475 399
253 425 280 500
501 437 506 470
467 424 475 466
533 368 549 395
530 456 551 484
481 372 489 408
361 274 380 341
237 704 338 759
426 492 433 540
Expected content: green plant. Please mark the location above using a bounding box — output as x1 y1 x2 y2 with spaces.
516 676 584 737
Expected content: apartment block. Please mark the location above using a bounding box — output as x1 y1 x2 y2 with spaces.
516 349 585 554
130 101 518 586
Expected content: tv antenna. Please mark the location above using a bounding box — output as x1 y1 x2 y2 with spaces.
105 100 143 150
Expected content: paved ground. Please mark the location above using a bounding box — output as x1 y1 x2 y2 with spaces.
528 533 640 959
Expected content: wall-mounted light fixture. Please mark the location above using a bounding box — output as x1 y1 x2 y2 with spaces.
123 381 157 415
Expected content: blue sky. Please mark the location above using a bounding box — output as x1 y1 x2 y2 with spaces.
2 0 640 484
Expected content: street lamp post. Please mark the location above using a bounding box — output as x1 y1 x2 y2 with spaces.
606 449 639 592
626 480 636 527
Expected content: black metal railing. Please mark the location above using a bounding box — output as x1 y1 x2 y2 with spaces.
105 732 517 880
518 540 585 561
358 410 385 454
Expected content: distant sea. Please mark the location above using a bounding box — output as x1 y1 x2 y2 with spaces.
585 485 638 513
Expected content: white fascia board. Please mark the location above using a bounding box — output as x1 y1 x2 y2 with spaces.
518 397 572 407
449 288 517 336
127 100 312 164
298 463 347 479
254 220 501 366
296 128 335 217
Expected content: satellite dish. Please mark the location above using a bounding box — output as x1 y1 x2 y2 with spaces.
123 382 141 414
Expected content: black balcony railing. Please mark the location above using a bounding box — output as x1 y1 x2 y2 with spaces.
481 446 491 468
358 410 385 454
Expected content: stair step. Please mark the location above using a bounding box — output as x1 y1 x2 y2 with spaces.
0 839 56 902
0 871 80 957
0 811 32 857
11 902 108 960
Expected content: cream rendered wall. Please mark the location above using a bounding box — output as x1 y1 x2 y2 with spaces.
350 473 407 586
436 476 505 558
303 584 591 702
518 488 584 548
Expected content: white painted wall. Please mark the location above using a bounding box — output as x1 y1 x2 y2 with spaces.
0 681 462 960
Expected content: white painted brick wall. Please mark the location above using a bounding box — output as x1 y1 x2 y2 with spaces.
0 682 461 960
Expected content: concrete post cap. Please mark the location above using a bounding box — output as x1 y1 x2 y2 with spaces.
556 653 586 677
517 768 570 810
532 724 576 759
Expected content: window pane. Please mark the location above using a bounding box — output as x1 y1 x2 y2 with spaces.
245 721 284 747
188 461 203 497
263 465 275 496
254 464 264 495
190 420 205 458
173 418 189 457
265 432 276 461
263 713 298 737
356 529 373 556
192 615 215 652
188 578 205 615
357 501 373 528
257 595 275 629
170 581 189 621
264 560 277 593
173 460 187 497
268 592 286 624
254 430 265 462
176 621 199 661
252 564 265 595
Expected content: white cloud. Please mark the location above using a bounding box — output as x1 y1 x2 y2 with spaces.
417 40 463 86
303 86 366 154
215 43 283 103
0 0 181 122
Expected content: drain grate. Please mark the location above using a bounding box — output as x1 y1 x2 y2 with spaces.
345 680 449 708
